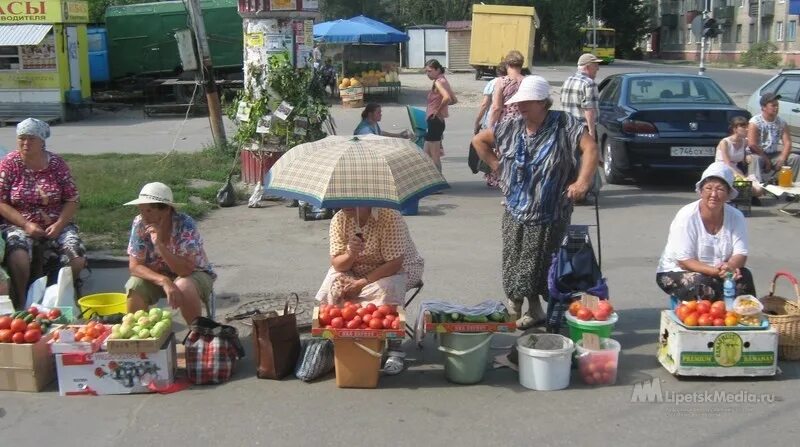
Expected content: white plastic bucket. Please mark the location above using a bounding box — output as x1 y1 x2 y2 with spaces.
516 333 575 391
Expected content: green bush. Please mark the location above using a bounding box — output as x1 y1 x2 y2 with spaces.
740 42 781 68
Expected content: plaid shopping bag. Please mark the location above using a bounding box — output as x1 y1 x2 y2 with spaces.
184 317 245 385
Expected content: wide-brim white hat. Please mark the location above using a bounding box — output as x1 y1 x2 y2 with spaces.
124 182 179 207
695 162 738 201
505 75 550 105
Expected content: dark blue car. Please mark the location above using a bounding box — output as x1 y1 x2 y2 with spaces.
596 73 750 184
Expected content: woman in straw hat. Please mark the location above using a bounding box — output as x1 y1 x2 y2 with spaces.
472 76 599 330
124 182 215 324
0 118 86 309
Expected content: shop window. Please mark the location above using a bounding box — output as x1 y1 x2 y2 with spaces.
788 21 797 42
0 46 20 70
20 36 56 70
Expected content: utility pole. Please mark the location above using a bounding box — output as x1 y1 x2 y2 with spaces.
592 0 597 51
186 0 227 146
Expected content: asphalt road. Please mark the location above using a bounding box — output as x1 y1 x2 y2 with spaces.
1 60 798 446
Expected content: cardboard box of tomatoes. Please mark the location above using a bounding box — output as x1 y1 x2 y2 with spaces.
49 322 112 354
657 310 778 377
0 330 55 392
311 303 405 339
423 309 517 333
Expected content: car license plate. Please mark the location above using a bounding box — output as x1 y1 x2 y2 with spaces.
670 146 715 157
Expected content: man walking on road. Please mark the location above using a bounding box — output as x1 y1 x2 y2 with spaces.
561 53 603 197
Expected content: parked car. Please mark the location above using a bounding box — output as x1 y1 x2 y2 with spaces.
596 73 751 184
745 69 800 153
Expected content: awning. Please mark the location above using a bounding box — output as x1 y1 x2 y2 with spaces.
0 24 53 46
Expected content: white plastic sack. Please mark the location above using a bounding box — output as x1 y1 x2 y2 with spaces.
24 276 48 309
25 267 75 313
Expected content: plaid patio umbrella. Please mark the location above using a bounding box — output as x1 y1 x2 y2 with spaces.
264 135 449 209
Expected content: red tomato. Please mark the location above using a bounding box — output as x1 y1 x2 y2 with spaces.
12 332 25 343
0 329 12 343
365 303 378 313
709 306 725 319
319 304 329 314
372 310 385 320
356 308 369 318
23 329 42 344
675 305 689 322
684 312 699 327
382 318 392 329
568 301 582 317
362 314 372 324
576 308 593 321
331 317 345 329
0 316 11 330
350 316 362 327
329 308 342 318
597 300 614 313
378 305 395 316
27 306 39 317
10 319 27 333
360 324 368 329
343 301 355 308
341 307 357 321
713 318 725 327
711 300 726 312
594 309 610 321
385 314 396 322
26 322 41 332
346 319 360 329
319 310 332 326
391 319 400 329
47 308 62 320
698 314 713 326
368 318 383 330
697 301 711 315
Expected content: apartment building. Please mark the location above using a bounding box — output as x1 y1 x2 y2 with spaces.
652 0 800 64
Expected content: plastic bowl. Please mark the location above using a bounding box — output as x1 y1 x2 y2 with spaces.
77 293 127 318
564 312 618 343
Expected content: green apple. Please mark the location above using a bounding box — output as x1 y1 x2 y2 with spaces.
138 328 151 339
119 324 132 339
112 324 121 333
122 314 135 325
161 313 172 323
129 334 141 340
132 325 142 334
133 310 146 320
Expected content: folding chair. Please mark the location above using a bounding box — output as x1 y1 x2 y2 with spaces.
403 280 424 339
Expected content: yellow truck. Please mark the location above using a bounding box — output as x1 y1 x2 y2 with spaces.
469 4 538 79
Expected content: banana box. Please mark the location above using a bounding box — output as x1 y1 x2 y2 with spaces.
657 310 778 377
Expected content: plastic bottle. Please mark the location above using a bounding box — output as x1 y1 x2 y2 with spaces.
723 272 736 311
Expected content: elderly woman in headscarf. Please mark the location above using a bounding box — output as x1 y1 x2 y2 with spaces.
0 118 86 309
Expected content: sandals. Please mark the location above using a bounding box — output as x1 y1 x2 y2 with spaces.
383 351 406 375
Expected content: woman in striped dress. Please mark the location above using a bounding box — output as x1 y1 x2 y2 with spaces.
471 76 599 329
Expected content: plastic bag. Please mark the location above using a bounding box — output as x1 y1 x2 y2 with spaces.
248 182 264 208
216 176 237 207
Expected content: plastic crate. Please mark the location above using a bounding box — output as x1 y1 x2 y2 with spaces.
731 179 752 217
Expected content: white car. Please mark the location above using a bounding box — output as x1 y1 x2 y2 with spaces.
746 69 800 152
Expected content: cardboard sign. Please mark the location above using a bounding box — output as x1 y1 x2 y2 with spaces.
581 294 600 313
256 115 273 134
582 332 601 350
274 101 294 121
236 101 252 122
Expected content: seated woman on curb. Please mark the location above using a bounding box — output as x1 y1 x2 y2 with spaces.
315 207 424 375
0 118 86 309
354 103 412 139
656 162 756 301
124 182 216 325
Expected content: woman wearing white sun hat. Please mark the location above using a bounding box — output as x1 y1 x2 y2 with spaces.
123 182 215 324
471 75 599 329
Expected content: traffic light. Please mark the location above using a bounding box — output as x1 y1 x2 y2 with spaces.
702 18 719 39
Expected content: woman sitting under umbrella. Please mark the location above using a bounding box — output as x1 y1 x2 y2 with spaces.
354 103 412 139
315 206 424 375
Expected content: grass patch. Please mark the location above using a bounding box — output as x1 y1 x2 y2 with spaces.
63 148 238 253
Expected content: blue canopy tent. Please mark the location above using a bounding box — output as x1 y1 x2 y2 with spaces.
313 15 409 44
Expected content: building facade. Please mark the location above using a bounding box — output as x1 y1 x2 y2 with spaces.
652 0 800 65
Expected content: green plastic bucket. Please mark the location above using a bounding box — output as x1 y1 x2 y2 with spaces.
438 332 493 384
565 312 618 343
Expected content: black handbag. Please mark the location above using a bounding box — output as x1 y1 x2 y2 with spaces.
554 232 602 293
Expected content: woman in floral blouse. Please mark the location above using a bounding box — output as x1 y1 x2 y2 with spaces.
124 182 215 324
0 118 86 309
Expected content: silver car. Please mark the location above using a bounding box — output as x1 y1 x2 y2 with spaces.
746 69 800 152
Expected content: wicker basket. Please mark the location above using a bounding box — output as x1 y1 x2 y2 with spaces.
760 271 800 361
731 179 752 217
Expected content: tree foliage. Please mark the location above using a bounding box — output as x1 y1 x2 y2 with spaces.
598 0 652 59
88 0 146 23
